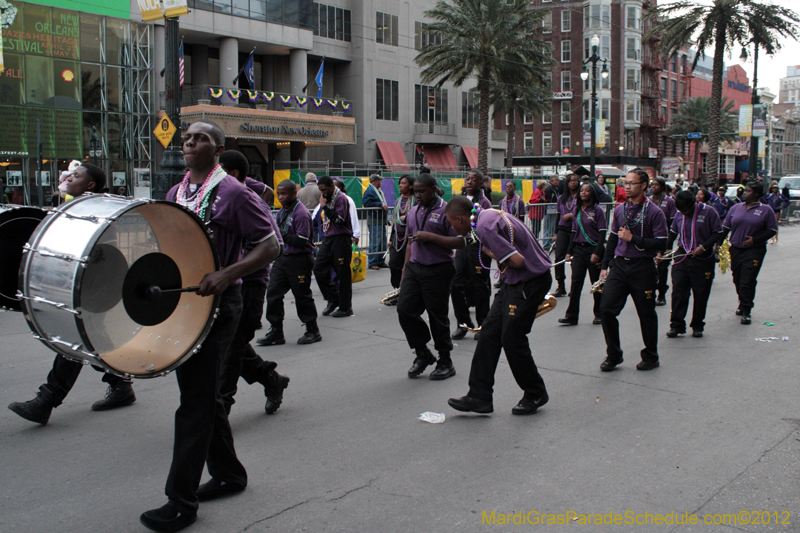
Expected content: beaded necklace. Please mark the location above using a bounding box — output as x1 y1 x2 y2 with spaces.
320 187 340 232
675 203 699 265
576 205 598 246
278 199 300 233
470 204 515 275
501 194 520 217
393 195 414 250
623 197 650 231
175 164 227 221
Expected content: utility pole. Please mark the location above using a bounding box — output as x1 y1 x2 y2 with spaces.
153 17 184 199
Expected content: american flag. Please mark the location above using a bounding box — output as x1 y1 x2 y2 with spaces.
178 40 185 87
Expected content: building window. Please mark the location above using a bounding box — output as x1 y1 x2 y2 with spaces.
671 54 678 73
415 21 442 50
601 98 610 120
561 101 571 123
543 131 552 155
376 12 398 46
524 132 534 151
314 3 351 42
523 113 534 124
416 84 448 125
561 70 571 91
561 40 571 63
626 6 640 30
660 76 667 99
661 104 668 124
671 79 677 101
376 78 398 121
542 108 552 124
583 4 610 29
626 37 640 60
542 10 551 33
561 9 571 32
462 91 479 128
561 130 571 153
625 99 641 123
626 68 640 91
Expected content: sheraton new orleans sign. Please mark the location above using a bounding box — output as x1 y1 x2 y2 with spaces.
241 123 330 137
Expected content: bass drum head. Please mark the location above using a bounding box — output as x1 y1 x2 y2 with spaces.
0 206 46 309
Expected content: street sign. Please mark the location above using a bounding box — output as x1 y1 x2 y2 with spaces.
687 132 701 139
154 115 178 149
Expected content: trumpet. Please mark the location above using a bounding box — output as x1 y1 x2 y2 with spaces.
380 288 400 304
589 278 606 294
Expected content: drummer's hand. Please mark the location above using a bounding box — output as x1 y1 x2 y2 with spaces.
197 270 232 296
565 254 572 262
590 253 600 264
693 245 705 257
600 269 608 281
618 227 633 242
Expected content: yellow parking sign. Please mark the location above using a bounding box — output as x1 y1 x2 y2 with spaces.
154 115 177 148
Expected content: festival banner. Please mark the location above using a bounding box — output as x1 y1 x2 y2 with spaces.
739 105 752 137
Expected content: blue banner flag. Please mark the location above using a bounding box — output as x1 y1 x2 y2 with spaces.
244 53 255 90
315 59 324 98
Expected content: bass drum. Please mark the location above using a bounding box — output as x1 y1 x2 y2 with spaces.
0 205 46 309
19 194 220 378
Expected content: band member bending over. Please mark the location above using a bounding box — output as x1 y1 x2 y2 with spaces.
140 120 281 532
313 175 354 318
559 182 606 326
598 169 668 372
445 196 553 415
397 174 465 380
451 169 493 340
666 191 724 338
721 181 777 325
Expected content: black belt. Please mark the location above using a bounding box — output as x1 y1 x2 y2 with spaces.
616 256 655 262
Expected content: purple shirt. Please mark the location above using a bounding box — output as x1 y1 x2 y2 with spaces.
277 200 314 255
406 197 458 265
652 194 677 223
500 194 525 219
321 190 353 237
242 180 281 284
476 209 551 285
557 193 579 228
609 198 669 258
167 175 278 285
571 204 607 244
761 193 790 212
723 202 779 248
245 177 267 197
670 202 722 259
466 190 492 210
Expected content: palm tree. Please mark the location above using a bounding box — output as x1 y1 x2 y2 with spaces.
667 97 738 182
415 0 551 173
645 0 799 186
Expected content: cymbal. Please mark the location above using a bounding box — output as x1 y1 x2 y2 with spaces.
122 252 182 326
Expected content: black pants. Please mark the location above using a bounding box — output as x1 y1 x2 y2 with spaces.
554 226 571 284
657 257 671 298
730 246 767 312
600 257 659 363
267 253 317 326
165 286 247 515
467 271 552 401
564 244 601 321
670 254 715 332
388 240 407 289
451 242 491 329
397 261 455 356
314 234 352 310
42 355 127 407
218 281 267 413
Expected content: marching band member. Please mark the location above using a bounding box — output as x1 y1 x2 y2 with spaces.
650 177 676 306
445 196 553 415
665 191 724 338
387 174 415 296
552 173 580 297
397 174 465 380
500 180 525 221
559 183 606 326
721 182 777 325
313 175 354 318
599 169 668 372
761 181 789 243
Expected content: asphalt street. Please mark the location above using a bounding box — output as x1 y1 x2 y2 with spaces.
1 227 799 533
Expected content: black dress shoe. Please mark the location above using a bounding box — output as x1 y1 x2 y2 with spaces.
600 357 623 372
331 308 353 317
429 361 455 380
511 392 549 415
741 314 751 325
8 389 56 425
451 326 469 340
297 329 322 344
140 502 197 533
196 478 246 502
264 372 290 414
592 317 602 325
558 317 578 326
636 360 660 371
92 382 136 411
553 286 567 297
735 307 743 316
448 395 493 414
321 302 338 316
408 350 436 378
666 328 683 338
256 327 285 346
655 297 666 306
692 330 704 338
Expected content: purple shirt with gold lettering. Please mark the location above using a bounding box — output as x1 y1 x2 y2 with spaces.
571 205 607 244
723 201 778 248
278 200 314 255
476 209 551 285
653 194 677 223
406 197 458 265
609 198 669 258
670 202 722 259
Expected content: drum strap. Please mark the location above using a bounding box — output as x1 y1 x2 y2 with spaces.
203 184 220 224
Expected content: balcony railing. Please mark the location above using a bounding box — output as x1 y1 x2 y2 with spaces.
159 85 354 117
414 122 456 135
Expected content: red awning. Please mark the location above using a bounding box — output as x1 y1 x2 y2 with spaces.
462 146 478 168
416 145 458 171
376 141 411 169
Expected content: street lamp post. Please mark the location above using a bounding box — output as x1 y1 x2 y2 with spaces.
741 39 764 190
581 34 609 180
153 17 185 199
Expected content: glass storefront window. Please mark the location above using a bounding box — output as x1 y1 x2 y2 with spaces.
0 53 25 106
25 55 55 106
82 63 102 110
23 3 51 57
81 14 102 63
53 60 81 109
106 19 130 66
107 65 123 112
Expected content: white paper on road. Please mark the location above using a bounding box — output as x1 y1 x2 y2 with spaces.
419 412 445 424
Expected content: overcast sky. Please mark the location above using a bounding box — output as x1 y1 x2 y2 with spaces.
660 0 800 98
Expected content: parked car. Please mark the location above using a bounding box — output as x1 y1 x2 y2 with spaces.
777 176 800 199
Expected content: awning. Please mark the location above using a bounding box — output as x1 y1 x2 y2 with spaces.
376 141 411 169
462 146 479 168
417 145 458 171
